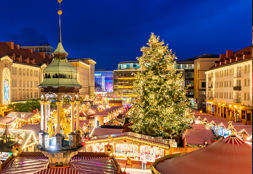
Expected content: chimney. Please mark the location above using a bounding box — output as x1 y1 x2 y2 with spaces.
18 55 22 62
230 56 235 63
214 61 219 67
24 57 30 64
31 58 36 64
242 53 250 60
219 54 226 60
14 44 20 49
38 52 46 58
235 54 242 61
6 42 14 49
226 50 233 58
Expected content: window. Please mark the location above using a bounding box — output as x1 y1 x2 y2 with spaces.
247 113 251 121
201 82 206 88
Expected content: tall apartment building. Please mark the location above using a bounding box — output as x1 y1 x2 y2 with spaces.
69 58 96 96
0 42 51 105
113 61 140 96
21 45 54 55
194 54 219 111
206 47 252 124
176 58 195 107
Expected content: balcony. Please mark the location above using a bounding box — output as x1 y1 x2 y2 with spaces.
233 98 241 103
233 86 241 91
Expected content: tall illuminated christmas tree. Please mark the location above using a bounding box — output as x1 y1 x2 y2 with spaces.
130 33 191 139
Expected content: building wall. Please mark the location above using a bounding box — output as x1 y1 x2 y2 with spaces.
113 61 139 97
0 56 45 105
113 69 138 97
206 59 252 124
194 58 219 111
21 45 54 55
176 60 195 107
70 59 96 96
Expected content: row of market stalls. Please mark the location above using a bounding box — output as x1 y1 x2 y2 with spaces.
0 112 40 129
192 111 252 144
84 128 185 168
79 103 126 127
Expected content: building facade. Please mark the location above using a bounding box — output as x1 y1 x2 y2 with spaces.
21 45 54 55
206 47 252 125
0 42 51 105
176 58 195 107
194 54 219 111
113 61 140 97
69 58 96 96
95 70 113 93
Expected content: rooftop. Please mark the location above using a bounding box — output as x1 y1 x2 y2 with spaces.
2 152 120 174
153 135 252 174
208 45 252 70
0 42 51 66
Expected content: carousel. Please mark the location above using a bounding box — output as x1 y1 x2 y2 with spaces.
152 134 252 174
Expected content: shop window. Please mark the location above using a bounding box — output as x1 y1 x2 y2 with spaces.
242 111 246 119
246 113 251 121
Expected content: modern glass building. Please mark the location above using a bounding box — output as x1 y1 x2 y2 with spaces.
113 61 139 96
95 71 113 92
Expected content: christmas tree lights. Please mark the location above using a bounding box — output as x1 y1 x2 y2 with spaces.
130 33 191 139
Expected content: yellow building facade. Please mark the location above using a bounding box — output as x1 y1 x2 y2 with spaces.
193 55 219 111
0 56 46 105
69 58 96 96
206 47 252 125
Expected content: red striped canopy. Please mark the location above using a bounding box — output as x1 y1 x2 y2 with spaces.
35 168 81 174
156 136 252 174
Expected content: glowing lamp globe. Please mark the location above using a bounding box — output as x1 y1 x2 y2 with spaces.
58 10 62 15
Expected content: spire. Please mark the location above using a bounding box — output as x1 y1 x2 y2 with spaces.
53 0 68 56
59 8 62 43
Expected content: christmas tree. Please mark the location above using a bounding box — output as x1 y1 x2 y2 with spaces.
130 33 191 139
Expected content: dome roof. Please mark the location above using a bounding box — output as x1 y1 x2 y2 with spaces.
52 42 68 56
155 135 252 174
39 43 81 89
43 58 76 73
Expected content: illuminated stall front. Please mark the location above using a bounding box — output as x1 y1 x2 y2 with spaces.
84 132 172 168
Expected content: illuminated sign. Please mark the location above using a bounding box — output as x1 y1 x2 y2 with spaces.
2 68 10 104
95 73 102 77
4 79 10 103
